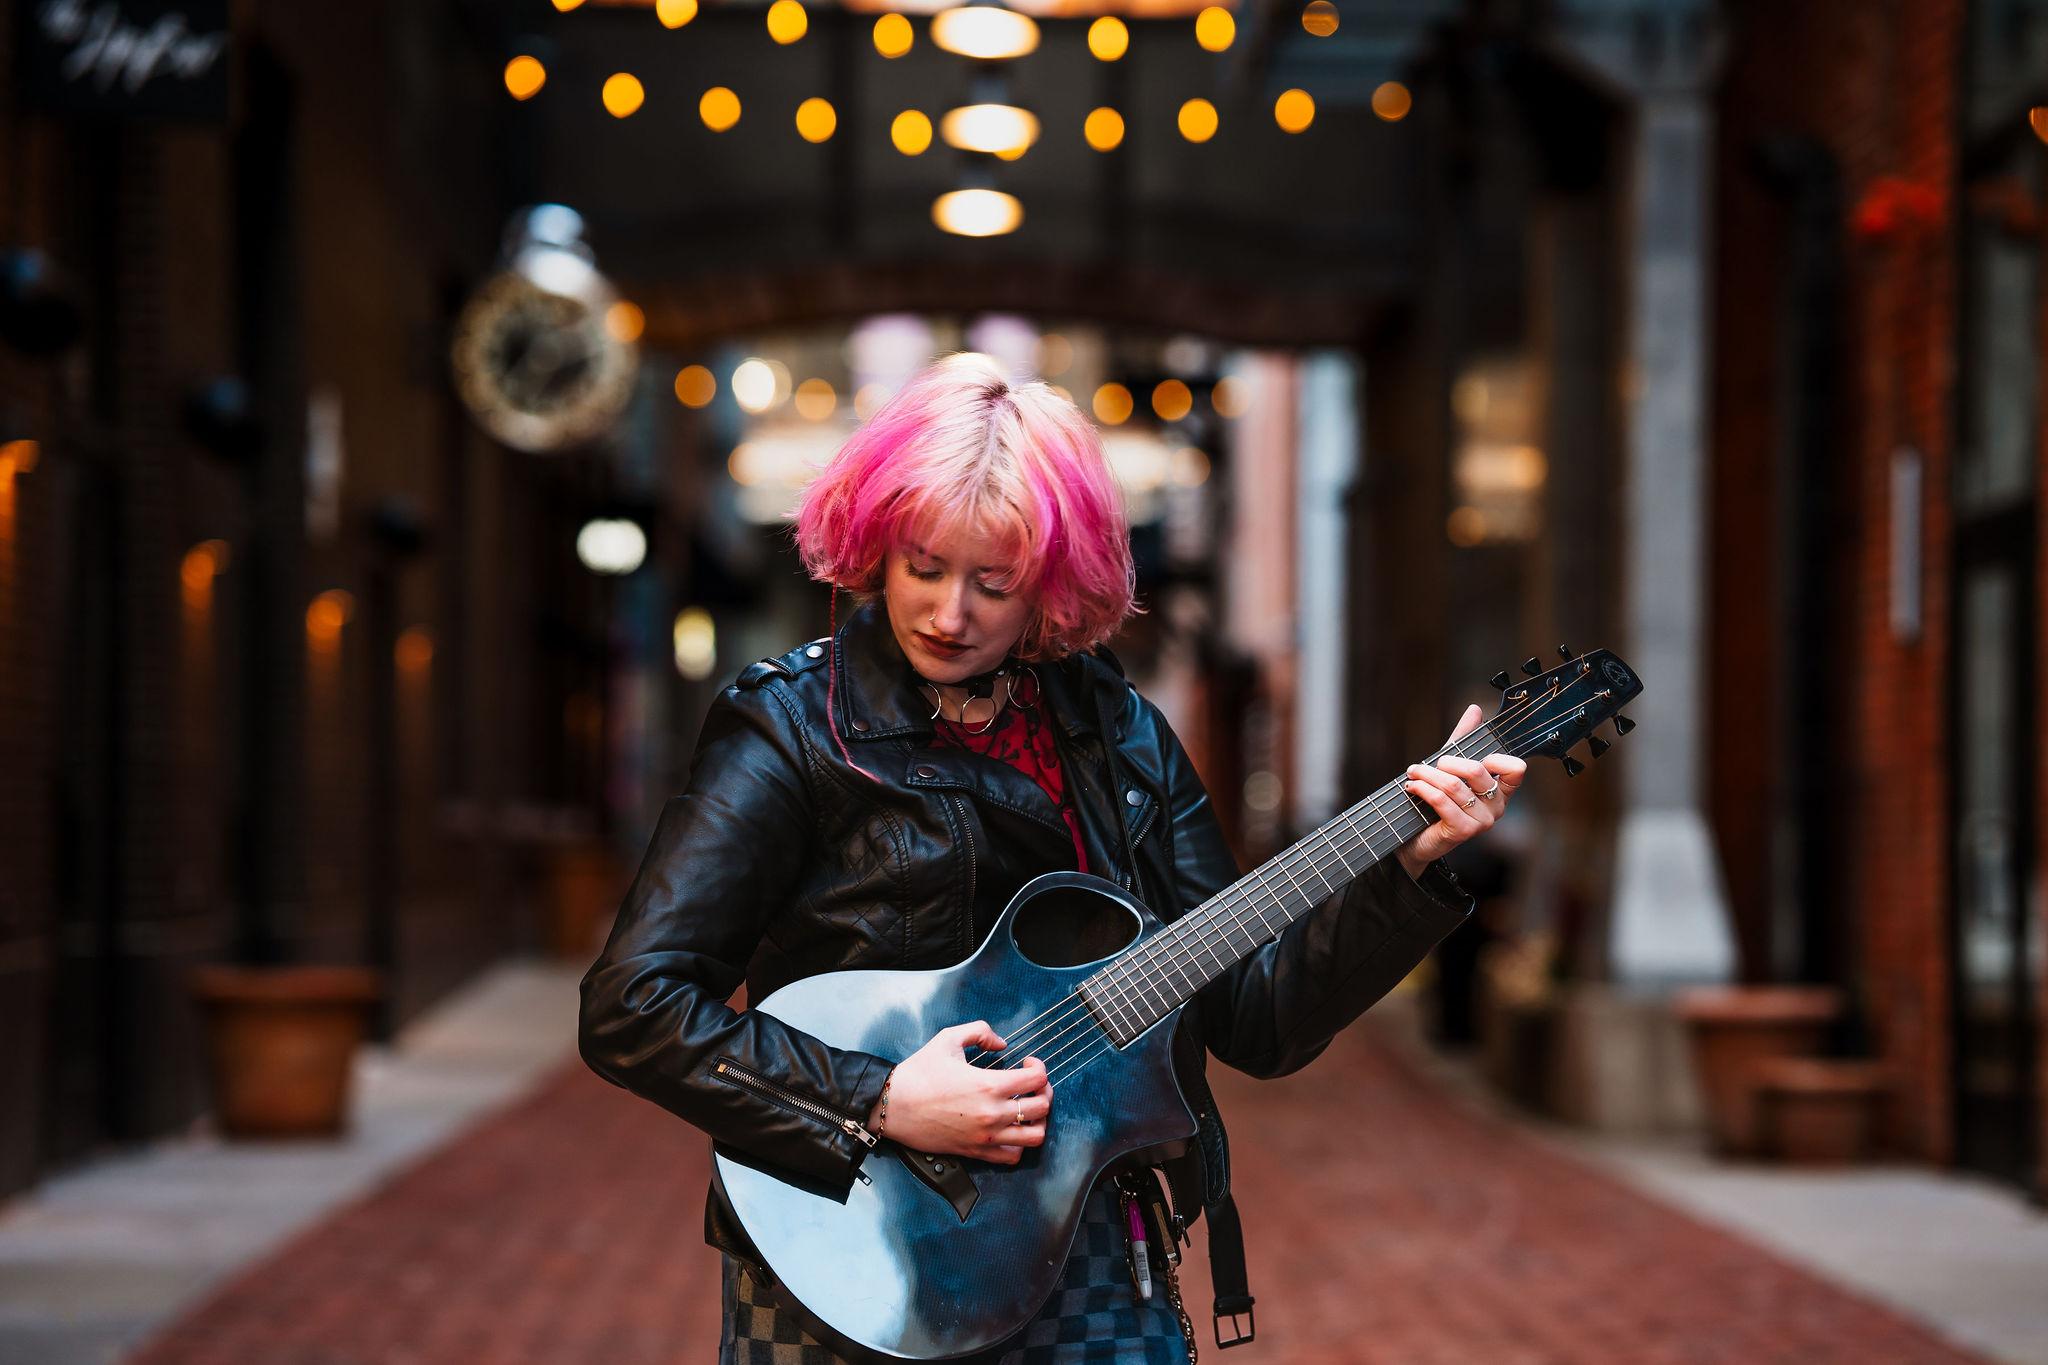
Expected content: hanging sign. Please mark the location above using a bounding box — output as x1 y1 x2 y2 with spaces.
18 0 230 121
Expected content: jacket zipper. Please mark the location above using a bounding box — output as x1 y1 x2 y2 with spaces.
712 1056 878 1148
950 793 978 959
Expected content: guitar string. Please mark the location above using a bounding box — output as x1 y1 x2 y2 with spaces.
956 686 1582 1082
1020 691 1600 1090
959 688 1567 1075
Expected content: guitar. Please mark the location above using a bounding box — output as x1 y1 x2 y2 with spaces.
712 648 1643 1360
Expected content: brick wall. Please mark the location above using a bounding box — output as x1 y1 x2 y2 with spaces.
1712 0 1969 1163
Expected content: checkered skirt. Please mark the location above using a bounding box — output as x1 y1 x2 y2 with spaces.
718 1177 1190 1365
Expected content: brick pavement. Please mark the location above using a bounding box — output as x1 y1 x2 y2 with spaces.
127 1021 1993 1365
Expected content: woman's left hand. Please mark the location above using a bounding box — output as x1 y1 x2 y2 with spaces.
1394 704 1527 879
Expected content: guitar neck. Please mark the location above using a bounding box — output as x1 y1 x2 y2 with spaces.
1078 723 1500 1048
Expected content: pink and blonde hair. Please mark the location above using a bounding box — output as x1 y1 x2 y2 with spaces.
793 352 1136 661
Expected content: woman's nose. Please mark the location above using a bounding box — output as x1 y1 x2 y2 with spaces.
931 581 969 635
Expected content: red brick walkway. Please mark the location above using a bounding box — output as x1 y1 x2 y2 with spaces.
130 1022 1989 1365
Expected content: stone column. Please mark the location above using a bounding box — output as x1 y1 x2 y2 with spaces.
1549 0 1733 1128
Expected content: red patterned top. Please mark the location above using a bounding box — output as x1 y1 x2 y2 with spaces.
930 700 1089 873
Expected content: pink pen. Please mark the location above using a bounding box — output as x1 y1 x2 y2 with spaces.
1125 1192 1153 1301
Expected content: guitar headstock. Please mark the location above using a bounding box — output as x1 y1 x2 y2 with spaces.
1483 645 1643 776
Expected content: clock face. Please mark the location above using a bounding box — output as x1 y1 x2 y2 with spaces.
450 272 638 452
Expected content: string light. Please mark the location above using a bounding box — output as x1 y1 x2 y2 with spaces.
504 56 546 100
603 73 644 118
892 110 934 155
1275 88 1314 133
874 13 913 57
796 97 837 142
1177 98 1218 143
1194 7 1235 51
656 0 696 27
766 0 808 44
701 86 741 131
1084 107 1124 152
1087 16 1128 60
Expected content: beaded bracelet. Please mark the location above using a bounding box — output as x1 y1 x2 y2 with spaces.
874 1067 894 1138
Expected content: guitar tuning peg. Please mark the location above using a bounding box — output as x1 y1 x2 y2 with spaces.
1561 755 1585 777
1489 671 1510 690
1521 657 1541 676
1589 736 1611 759
1612 713 1636 736
1558 644 1575 660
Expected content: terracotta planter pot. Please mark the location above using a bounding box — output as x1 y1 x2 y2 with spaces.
190 966 383 1138
1673 986 1842 1156
1754 1058 1888 1164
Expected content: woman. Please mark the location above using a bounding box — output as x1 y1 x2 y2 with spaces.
578 353 1525 1363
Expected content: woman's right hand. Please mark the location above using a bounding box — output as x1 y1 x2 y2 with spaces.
869 1020 1052 1164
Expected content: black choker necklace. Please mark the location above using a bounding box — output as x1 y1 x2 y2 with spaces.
914 659 1040 733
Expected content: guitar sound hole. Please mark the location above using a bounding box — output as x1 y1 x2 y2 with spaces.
1010 885 1140 968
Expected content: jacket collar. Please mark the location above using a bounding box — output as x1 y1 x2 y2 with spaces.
830 595 1128 744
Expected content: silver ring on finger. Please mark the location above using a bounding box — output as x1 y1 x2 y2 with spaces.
1479 780 1502 800
1016 1099 1024 1127
1458 793 1479 811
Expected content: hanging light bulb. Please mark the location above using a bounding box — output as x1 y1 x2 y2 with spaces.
940 104 1039 156
933 188 1023 238
931 0 1038 61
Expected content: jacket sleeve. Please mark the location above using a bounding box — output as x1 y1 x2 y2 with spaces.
1124 690 1475 1079
577 678 893 1194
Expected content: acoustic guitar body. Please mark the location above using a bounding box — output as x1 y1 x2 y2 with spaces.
711 871 1197 1362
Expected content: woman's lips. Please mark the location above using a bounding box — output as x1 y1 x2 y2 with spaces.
917 633 969 657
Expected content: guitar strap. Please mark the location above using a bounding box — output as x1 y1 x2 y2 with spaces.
1085 674 1257 1351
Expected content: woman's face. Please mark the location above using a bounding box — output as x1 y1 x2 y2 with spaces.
882 521 1037 684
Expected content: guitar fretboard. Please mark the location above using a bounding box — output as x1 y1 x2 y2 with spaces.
1077 723 1500 1047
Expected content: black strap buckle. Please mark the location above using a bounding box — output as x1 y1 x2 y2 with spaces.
1213 1298 1256 1348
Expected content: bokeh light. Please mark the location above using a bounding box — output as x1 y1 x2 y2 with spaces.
701 86 741 131
552 0 584 10
794 378 837 420
767 0 808 44
932 7 1038 59
504 56 546 101
396 627 435 675
603 73 644 119
1152 379 1193 422
892 109 934 155
1093 383 1134 425
1447 506 1487 546
1088 16 1128 61
1373 81 1413 122
1302 0 1338 36
1178 98 1218 143
656 0 697 27
932 189 1023 237
306 589 355 645
2032 106 2048 143
604 300 644 343
874 13 913 57
1275 88 1315 133
796 97 837 142
1084 107 1125 152
1211 375 1247 417
941 104 1039 155
673 608 717 680
732 358 785 413
674 365 716 408
1195 7 1235 52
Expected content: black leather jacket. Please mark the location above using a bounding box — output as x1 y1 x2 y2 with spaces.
577 597 1473 1255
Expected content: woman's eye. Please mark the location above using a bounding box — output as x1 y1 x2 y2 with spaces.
907 562 941 580
976 582 1010 600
